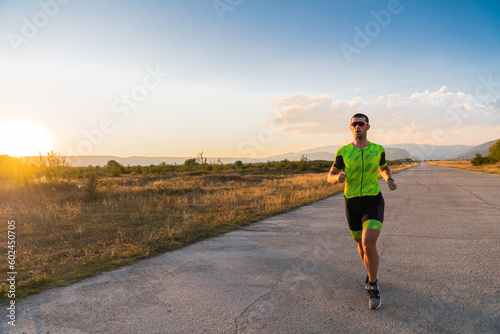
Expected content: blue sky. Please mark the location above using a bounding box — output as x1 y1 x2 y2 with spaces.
0 0 499 158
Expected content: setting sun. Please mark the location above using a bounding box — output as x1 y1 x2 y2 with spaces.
0 119 53 157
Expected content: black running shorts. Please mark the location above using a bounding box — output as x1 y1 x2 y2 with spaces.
344 192 384 239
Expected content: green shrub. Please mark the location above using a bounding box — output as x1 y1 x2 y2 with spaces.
83 172 100 202
471 153 492 166
235 160 243 170
488 139 500 163
106 160 125 176
183 158 198 172
297 155 309 172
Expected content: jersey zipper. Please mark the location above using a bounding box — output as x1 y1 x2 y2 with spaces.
360 148 364 196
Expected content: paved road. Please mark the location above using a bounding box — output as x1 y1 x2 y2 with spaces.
2 163 500 333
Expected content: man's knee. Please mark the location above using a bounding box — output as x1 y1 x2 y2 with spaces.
362 233 378 254
362 241 376 255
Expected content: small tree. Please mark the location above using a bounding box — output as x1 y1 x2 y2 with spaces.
83 172 100 202
37 151 69 181
488 139 500 163
106 160 125 177
297 154 309 172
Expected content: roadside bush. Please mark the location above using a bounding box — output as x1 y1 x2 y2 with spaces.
471 154 492 166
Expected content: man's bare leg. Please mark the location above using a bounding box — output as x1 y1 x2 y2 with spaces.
362 228 380 283
354 237 364 262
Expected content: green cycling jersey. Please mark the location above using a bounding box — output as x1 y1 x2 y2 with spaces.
333 142 387 199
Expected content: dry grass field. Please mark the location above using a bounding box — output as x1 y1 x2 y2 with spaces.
427 160 500 174
0 163 416 304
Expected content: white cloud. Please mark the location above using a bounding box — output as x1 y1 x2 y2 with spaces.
267 87 500 145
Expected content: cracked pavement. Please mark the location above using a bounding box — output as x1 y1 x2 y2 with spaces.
2 163 500 333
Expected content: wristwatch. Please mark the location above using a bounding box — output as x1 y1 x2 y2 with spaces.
388 177 394 182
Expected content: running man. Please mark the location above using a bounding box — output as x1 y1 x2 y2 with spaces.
327 113 397 310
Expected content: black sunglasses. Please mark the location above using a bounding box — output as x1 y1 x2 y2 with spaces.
351 121 368 127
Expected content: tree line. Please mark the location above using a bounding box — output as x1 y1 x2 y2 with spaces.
0 151 417 185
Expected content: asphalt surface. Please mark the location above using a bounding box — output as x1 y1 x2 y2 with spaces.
2 162 499 333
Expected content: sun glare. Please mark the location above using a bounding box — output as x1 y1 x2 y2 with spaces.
0 119 53 157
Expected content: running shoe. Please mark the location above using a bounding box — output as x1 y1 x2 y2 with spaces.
364 275 370 290
368 282 381 309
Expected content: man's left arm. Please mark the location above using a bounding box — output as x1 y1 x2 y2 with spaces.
379 165 397 191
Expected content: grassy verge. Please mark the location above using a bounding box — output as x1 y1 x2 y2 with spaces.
0 163 416 304
426 160 500 174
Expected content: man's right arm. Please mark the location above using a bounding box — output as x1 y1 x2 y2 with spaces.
327 166 346 184
327 154 346 184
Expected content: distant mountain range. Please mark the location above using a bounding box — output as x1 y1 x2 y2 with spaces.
252 141 494 162
448 139 498 159
27 139 498 167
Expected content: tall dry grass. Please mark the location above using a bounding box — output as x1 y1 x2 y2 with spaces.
0 171 340 302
